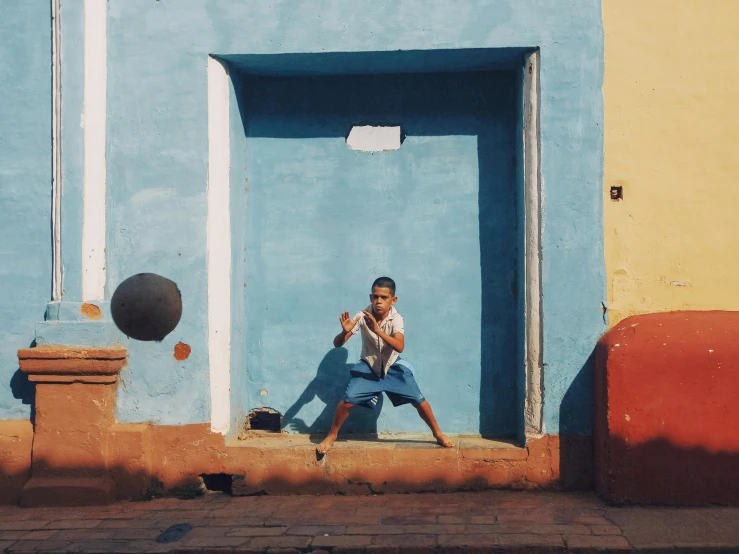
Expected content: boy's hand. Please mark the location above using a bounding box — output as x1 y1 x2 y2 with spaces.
362 310 381 334
340 311 360 333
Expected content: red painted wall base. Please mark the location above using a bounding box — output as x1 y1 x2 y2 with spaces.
595 311 739 505
0 420 592 505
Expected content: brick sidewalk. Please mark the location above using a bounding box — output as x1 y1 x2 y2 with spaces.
1 491 738 553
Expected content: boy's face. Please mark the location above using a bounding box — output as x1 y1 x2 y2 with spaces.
369 286 397 318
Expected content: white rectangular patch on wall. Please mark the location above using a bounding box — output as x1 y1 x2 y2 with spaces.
346 125 401 152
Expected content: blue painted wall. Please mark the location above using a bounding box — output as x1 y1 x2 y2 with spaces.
229 70 251 435
0 1 51 419
59 0 85 301
99 0 603 433
234 70 518 436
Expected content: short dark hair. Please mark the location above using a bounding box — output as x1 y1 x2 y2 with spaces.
371 277 396 296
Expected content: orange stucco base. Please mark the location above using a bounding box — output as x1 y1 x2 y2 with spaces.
595 311 739 505
6 345 592 505
0 420 33 505
0 419 591 504
111 427 591 498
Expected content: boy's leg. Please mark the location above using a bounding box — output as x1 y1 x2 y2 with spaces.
382 360 454 449
317 361 382 455
316 400 354 454
415 400 454 448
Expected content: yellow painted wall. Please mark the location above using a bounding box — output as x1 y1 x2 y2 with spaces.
603 0 739 326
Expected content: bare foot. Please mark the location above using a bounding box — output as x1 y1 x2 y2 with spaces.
316 434 337 455
434 432 454 448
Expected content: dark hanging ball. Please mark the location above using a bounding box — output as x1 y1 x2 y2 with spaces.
111 273 182 341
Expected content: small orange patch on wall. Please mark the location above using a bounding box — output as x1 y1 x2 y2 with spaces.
80 303 102 320
173 341 191 361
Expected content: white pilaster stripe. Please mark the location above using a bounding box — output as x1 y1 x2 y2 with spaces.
207 57 232 435
523 51 543 436
52 0 62 301
81 0 107 301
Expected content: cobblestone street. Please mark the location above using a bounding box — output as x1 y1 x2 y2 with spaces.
1 491 738 553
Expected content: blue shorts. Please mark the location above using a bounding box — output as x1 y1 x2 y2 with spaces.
343 359 425 409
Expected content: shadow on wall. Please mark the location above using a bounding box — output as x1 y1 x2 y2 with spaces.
9 340 37 423
597 436 739 506
282 348 381 441
558 351 595 491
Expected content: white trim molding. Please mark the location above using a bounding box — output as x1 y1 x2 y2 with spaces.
81 0 107 301
51 0 62 300
206 56 232 435
523 50 544 437
203 52 541 439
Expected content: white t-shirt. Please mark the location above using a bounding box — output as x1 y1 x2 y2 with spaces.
351 306 405 377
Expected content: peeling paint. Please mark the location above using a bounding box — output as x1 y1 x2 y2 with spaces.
80 303 102 320
173 342 191 361
660 279 688 287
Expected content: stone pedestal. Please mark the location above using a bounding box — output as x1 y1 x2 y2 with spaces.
17 346 127 507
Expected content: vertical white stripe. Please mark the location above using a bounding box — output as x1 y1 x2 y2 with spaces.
523 51 543 436
81 0 107 301
207 57 232 435
52 0 62 300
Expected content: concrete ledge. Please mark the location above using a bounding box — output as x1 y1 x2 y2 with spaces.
226 434 534 496
34 320 121 348
2 418 591 503
103 425 589 497
18 345 127 383
17 345 127 359
45 300 112 322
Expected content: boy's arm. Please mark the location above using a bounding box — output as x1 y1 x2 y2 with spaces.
362 311 405 353
334 311 360 348
333 329 353 348
379 330 404 353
